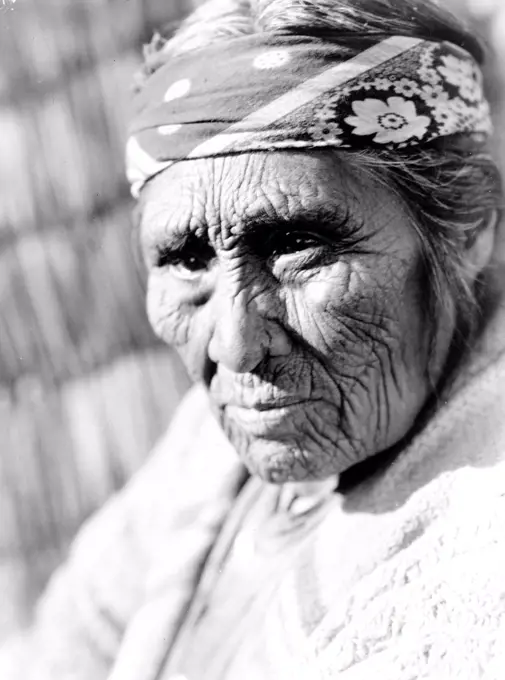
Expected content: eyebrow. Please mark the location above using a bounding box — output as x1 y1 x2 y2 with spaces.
239 203 359 242
141 200 365 256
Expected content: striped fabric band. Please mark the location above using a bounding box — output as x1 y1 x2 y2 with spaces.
126 34 491 197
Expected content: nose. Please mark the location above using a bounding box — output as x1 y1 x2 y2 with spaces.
207 283 290 373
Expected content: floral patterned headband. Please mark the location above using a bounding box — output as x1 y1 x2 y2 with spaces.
126 34 492 197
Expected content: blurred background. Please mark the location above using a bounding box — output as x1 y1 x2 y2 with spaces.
0 0 503 646
0 0 195 641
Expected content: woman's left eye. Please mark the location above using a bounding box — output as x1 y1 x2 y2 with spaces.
261 232 330 273
269 232 322 257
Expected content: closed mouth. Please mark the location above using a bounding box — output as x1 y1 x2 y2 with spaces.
209 374 309 412
236 399 305 411
224 402 307 421
225 402 303 431
215 396 306 412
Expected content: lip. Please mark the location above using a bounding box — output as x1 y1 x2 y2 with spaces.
224 402 304 436
210 378 307 412
215 398 307 416
227 403 304 417
231 399 306 411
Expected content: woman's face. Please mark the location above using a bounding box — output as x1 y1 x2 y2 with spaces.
140 151 452 482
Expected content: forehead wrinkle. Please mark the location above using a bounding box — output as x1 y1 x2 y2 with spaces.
270 155 363 229
144 156 258 249
204 154 275 248
220 154 334 242
139 151 399 253
140 166 215 249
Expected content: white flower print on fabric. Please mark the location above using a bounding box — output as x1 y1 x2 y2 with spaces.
450 97 487 129
418 46 441 87
432 98 463 135
371 77 392 91
433 94 490 136
448 97 470 116
315 100 338 123
419 43 436 68
420 84 450 107
345 97 430 144
437 54 475 90
127 37 492 198
432 107 454 135
459 70 483 102
393 78 420 97
419 66 442 87
307 121 343 143
164 78 191 102
253 50 291 70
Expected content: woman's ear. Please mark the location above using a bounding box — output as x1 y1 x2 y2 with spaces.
464 209 500 283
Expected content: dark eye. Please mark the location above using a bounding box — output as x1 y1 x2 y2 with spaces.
156 243 215 280
174 253 208 271
267 231 322 257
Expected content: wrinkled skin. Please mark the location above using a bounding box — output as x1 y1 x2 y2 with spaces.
139 151 454 483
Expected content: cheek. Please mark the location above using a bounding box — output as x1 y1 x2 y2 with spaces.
146 273 211 378
290 259 386 360
146 273 191 345
285 255 430 453
290 255 428 390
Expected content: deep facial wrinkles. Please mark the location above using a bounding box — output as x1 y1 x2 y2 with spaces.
141 151 451 482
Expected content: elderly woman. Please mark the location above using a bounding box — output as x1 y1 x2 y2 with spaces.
7 0 505 678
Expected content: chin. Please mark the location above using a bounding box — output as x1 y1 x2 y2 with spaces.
226 426 338 484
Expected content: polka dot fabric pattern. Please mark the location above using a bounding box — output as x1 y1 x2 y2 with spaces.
126 34 491 197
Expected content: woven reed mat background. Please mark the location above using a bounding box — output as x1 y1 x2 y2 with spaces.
0 0 194 641
0 0 503 645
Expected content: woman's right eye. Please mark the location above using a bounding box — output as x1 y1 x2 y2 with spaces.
156 247 214 280
170 256 208 280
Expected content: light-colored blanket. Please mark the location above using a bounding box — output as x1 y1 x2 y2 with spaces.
3 313 505 679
